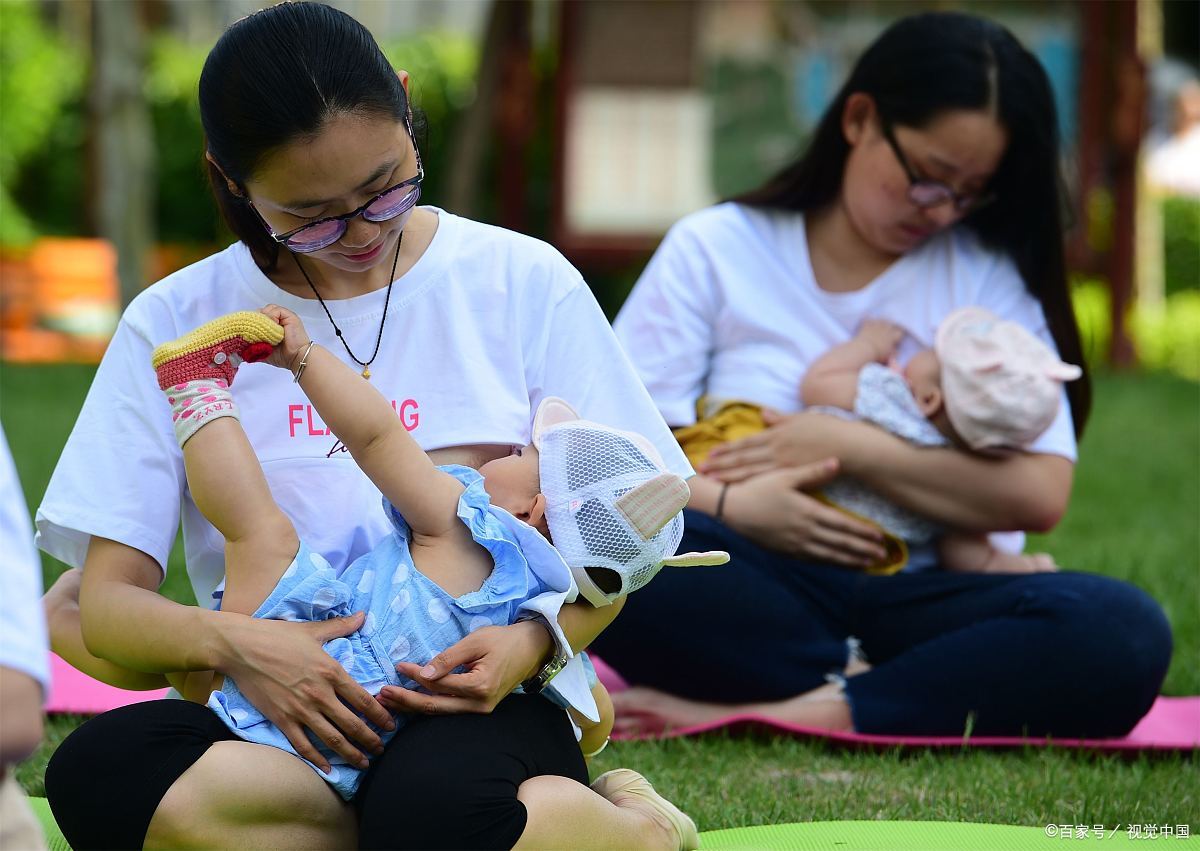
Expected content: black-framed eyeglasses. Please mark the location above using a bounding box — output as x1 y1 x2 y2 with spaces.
250 116 424 254
880 120 994 215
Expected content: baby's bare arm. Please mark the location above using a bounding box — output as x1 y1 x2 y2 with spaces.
258 305 464 538
297 345 465 536
801 320 903 410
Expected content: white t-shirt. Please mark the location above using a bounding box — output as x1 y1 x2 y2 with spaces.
37 209 691 606
615 203 1076 456
1 424 50 695
614 203 1078 554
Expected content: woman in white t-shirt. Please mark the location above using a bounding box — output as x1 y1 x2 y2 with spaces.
39 4 694 849
594 12 1171 739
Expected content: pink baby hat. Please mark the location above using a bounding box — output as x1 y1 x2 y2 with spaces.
935 307 1082 451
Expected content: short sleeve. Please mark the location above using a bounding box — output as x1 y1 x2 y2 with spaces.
35 311 184 576
0 425 50 694
613 221 718 428
535 279 694 478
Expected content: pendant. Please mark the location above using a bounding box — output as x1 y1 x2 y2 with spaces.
361 365 371 380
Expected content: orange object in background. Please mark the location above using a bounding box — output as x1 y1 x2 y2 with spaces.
1 238 120 364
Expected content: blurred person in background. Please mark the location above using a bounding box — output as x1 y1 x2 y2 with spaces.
1146 78 1200 197
1 423 50 850
594 12 1172 741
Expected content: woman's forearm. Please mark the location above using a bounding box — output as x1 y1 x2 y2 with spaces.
685 474 723 518
78 537 230 676
841 426 1074 532
49 582 171 690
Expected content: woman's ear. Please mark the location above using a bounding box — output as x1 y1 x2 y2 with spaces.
916 385 944 418
205 152 243 198
842 92 876 146
396 69 411 96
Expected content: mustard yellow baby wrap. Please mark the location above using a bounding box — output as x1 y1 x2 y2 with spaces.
673 399 907 575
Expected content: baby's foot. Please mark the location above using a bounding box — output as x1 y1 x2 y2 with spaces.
984 550 1059 574
591 768 699 851
151 311 283 389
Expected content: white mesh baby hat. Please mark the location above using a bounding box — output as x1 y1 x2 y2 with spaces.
533 397 729 607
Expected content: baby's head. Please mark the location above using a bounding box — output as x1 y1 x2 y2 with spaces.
478 442 548 534
480 398 727 606
904 307 1082 452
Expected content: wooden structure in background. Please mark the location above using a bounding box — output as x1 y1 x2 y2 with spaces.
1073 0 1143 367
551 0 708 269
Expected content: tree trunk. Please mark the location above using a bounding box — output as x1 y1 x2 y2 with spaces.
90 0 155 307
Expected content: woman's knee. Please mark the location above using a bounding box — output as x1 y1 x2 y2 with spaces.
145 740 355 849
47 700 239 850
1028 573 1172 713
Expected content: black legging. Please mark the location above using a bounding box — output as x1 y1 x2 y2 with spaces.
594 509 1173 738
46 694 586 850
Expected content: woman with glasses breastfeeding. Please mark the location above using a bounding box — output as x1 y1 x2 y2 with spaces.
594 12 1171 740
39 3 696 848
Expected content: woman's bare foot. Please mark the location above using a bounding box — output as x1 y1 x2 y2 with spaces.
612 681 856 735
611 687 733 735
591 769 699 851
844 657 872 677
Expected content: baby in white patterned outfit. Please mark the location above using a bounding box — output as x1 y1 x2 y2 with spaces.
801 307 1082 575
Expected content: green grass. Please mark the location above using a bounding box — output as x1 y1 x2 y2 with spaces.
2 363 1196 828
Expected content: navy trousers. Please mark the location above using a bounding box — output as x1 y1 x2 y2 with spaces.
593 509 1172 737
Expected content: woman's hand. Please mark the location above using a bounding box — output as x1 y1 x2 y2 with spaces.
700 410 853 482
258 303 312 373
720 460 887 566
220 611 396 774
377 621 549 715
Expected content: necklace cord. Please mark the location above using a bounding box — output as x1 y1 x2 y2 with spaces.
289 232 402 371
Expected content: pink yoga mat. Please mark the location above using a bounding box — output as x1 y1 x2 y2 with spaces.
46 650 1199 753
46 653 169 714
591 656 1200 752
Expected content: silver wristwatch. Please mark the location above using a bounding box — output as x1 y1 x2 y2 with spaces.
517 613 569 695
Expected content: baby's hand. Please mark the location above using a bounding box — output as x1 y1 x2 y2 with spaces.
856 320 904 360
258 304 312 373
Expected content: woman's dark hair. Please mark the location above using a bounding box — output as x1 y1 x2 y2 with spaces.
734 12 1090 436
199 1 409 271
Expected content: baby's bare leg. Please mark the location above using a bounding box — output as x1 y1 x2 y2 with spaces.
153 312 296 615
183 417 299 615
575 681 614 758
174 416 298 700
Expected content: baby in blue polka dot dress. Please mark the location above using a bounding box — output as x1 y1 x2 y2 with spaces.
151 307 724 801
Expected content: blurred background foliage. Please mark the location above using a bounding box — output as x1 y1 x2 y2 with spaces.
1 0 1197 378
0 0 86 244
10 14 483 250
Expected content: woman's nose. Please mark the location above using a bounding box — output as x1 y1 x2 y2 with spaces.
340 215 381 249
922 203 961 231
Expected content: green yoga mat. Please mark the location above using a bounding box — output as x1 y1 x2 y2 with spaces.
29 797 1150 849
27 797 70 851
700 820 1149 849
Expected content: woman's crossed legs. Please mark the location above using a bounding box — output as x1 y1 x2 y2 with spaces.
47 694 686 850
595 509 1172 739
